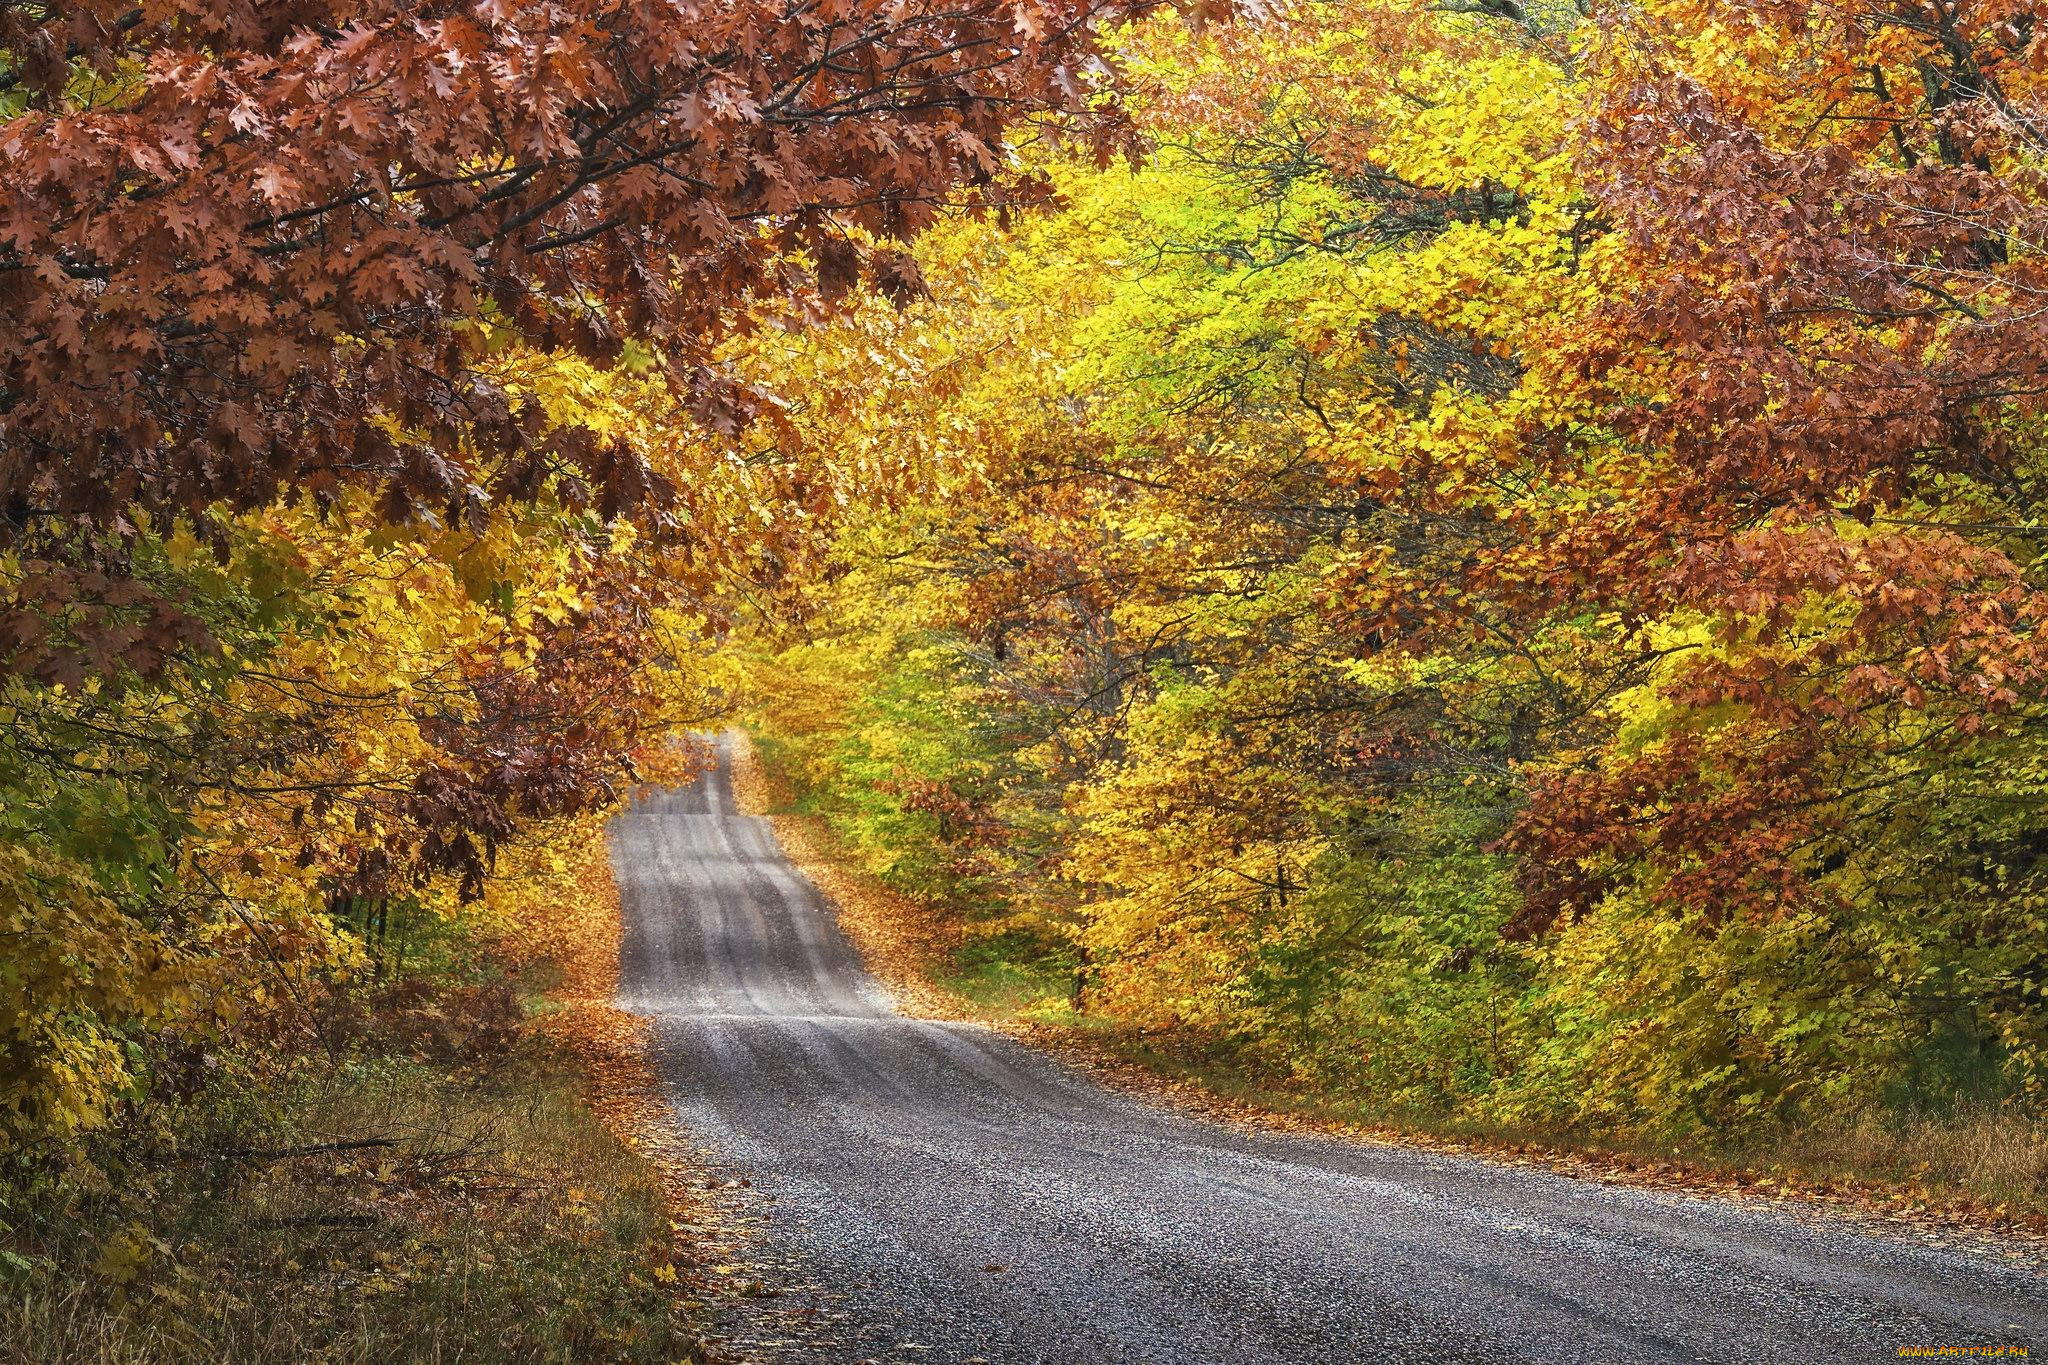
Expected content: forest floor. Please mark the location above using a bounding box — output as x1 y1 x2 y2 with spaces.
729 734 2048 1265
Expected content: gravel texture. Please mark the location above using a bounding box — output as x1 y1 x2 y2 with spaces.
613 737 2048 1364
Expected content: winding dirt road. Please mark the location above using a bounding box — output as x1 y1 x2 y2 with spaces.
613 738 2048 1364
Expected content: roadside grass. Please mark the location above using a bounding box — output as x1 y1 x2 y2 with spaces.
734 731 2048 1236
1773 1106 2048 1218
3 1058 701 1363
936 928 1077 1020
0 1048 707 1365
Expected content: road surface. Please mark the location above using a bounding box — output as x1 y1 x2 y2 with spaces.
613 737 2047 1364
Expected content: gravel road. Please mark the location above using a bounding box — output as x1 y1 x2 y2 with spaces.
613 737 2048 1364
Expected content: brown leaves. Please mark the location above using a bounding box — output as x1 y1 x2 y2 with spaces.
1581 7 2048 516
0 559 217 686
0 0 1131 648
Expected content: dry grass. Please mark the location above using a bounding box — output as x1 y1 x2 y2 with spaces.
0 813 735 1365
0 1055 714 1365
1775 1107 2048 1216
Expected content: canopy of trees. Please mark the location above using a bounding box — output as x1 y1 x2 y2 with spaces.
8 0 2048 1153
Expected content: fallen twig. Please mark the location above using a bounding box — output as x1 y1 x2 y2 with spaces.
223 1138 399 1164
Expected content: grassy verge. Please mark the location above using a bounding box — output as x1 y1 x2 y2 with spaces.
0 821 723 1365
1 1055 701 1365
936 929 1078 1021
732 731 2048 1252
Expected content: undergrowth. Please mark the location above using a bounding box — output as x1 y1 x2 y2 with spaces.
0 827 712 1365
1086 1024 2048 1224
0 1039 705 1365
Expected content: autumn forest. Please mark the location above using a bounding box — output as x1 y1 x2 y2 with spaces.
4 0 2048 1357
